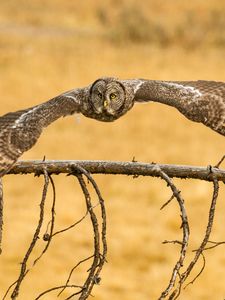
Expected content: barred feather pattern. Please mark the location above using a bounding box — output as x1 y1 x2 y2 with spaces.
131 79 225 136
0 109 29 176
0 79 224 177
0 92 82 177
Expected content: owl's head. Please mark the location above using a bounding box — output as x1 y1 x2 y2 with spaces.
86 77 134 122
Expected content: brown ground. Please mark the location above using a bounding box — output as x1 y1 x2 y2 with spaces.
0 1 225 299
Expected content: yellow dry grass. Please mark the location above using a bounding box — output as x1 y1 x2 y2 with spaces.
0 1 225 299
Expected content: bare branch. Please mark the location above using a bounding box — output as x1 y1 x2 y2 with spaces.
36 165 107 300
75 174 101 300
203 240 225 250
160 194 175 210
2 280 17 300
8 160 225 182
162 240 183 246
154 166 189 300
179 178 219 284
33 174 56 266
2 159 223 299
58 255 94 297
184 253 206 288
214 155 225 168
35 284 83 300
166 177 220 298
71 165 107 281
52 209 89 237
10 170 50 299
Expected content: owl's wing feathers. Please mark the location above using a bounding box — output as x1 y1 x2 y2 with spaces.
129 79 225 136
0 89 82 176
0 108 32 176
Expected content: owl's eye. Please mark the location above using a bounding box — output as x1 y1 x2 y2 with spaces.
97 92 103 99
109 93 117 100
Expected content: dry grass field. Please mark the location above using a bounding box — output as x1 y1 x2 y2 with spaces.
0 1 225 299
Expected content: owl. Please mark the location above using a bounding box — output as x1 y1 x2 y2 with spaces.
0 77 132 176
88 77 225 136
0 77 224 176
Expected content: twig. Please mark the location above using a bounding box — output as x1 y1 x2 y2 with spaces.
214 155 225 168
2 279 18 300
168 272 182 300
34 164 107 300
35 284 83 299
179 178 219 285
154 165 190 300
67 164 107 300
10 170 49 299
73 166 108 285
184 253 206 288
58 255 94 297
162 240 183 246
203 240 225 250
160 194 174 210
165 177 220 299
52 209 89 237
75 174 101 300
33 174 56 266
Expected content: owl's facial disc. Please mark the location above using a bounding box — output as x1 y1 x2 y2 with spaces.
89 78 129 121
103 83 125 115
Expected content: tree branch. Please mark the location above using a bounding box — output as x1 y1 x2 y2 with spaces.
2 159 225 299
155 166 189 300
7 160 225 182
11 170 50 299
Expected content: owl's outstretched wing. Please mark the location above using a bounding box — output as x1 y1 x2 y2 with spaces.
125 79 225 136
0 108 34 176
0 88 83 177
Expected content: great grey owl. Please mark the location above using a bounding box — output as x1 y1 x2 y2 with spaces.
86 77 225 137
0 77 224 176
0 77 133 177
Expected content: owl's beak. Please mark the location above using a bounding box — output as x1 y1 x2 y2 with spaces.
103 100 108 108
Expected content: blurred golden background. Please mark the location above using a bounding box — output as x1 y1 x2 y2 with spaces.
0 0 225 299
